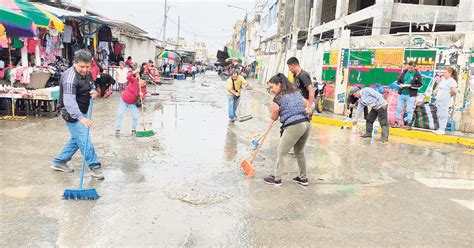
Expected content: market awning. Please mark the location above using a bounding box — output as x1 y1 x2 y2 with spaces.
38 3 112 26
33 3 64 32
101 17 148 35
37 3 83 18
0 0 64 32
38 3 147 35
216 50 229 63
0 5 37 37
227 47 243 59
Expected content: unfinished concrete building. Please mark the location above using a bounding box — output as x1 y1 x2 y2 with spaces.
283 0 473 49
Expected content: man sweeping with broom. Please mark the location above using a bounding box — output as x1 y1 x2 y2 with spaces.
52 50 104 180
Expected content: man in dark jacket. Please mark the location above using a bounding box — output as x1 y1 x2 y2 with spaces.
394 61 422 128
52 50 104 180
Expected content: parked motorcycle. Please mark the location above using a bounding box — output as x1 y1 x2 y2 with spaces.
314 77 326 113
220 71 230 81
46 57 68 87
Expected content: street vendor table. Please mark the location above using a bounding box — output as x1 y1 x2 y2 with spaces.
27 71 51 89
170 73 185 80
0 87 59 117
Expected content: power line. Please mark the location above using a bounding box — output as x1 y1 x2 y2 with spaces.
167 17 232 39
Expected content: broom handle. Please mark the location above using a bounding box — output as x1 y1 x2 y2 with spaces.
257 121 277 141
250 120 276 163
79 98 94 189
141 93 146 131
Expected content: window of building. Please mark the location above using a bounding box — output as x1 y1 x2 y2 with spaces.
390 22 456 33
395 0 459 6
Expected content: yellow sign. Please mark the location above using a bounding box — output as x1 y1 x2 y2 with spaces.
374 48 404 67
329 51 339 66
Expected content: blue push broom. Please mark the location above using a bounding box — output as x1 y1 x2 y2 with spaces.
251 122 277 149
63 98 99 200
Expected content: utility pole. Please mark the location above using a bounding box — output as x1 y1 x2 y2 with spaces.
177 16 180 48
162 0 167 49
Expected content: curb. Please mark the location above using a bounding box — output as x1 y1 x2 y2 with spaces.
311 116 474 148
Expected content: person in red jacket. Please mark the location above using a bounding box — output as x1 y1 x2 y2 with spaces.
125 56 133 69
114 67 147 136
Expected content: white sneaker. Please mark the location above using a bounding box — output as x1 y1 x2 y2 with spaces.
433 129 445 135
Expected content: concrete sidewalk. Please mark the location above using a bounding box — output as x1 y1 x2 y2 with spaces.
312 114 474 148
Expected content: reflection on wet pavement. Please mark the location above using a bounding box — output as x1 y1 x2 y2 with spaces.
0 74 472 246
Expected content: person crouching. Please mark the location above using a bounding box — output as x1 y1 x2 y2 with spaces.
350 86 389 142
264 73 311 187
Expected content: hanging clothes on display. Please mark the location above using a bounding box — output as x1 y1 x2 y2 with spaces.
98 41 110 65
12 37 24 49
98 26 112 42
62 25 73 43
0 37 8 48
27 38 38 53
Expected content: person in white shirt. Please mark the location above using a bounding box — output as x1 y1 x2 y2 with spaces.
433 67 458 135
115 61 129 92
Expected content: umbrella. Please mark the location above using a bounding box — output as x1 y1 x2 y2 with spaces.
33 3 64 32
225 57 242 64
0 5 36 37
0 0 64 32
158 51 180 61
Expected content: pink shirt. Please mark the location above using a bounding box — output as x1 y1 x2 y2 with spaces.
122 72 147 104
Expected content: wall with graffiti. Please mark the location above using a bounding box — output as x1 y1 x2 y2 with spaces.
320 47 473 131
340 48 436 93
321 51 338 111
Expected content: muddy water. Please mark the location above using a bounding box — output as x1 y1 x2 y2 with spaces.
1 73 473 246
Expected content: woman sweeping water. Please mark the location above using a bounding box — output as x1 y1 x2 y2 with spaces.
264 73 311 187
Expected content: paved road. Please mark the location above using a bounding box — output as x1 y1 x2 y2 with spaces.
1 73 473 247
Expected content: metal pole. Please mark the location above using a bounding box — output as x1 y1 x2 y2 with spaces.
177 16 180 48
243 12 247 64
163 0 167 49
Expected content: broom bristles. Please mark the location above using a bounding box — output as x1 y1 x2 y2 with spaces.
63 188 99 200
135 130 156 137
241 160 255 177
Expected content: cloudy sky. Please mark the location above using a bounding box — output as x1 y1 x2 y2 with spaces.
70 0 256 55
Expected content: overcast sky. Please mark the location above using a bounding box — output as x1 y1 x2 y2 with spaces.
70 0 256 55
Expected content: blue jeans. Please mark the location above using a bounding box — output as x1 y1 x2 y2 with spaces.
115 98 138 131
395 94 416 124
53 121 101 169
192 71 196 80
228 95 240 119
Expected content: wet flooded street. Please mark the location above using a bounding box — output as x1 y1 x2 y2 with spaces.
1 73 473 247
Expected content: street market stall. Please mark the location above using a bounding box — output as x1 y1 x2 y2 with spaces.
0 0 65 118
